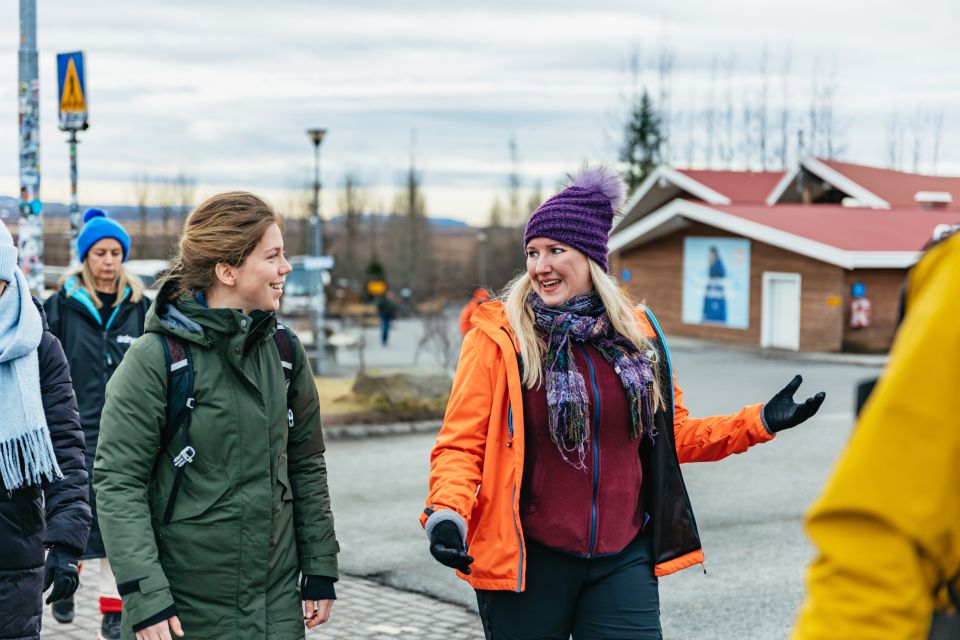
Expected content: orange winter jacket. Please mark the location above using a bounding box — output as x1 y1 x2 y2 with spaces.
422 301 772 591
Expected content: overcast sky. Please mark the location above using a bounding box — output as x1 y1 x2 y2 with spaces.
1 0 958 225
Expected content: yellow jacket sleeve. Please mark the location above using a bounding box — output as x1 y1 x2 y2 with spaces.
792 234 960 640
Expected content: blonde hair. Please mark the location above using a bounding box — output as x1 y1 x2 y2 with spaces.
501 259 664 410
64 260 144 309
159 191 283 299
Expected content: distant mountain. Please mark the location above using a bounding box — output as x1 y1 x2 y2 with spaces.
0 199 478 231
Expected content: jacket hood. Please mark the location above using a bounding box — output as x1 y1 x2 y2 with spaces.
469 300 511 338
146 283 276 350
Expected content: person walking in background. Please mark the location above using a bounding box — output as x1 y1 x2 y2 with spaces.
377 291 397 346
94 192 339 639
792 226 960 640
459 287 491 336
0 221 91 640
422 167 826 639
43 208 150 640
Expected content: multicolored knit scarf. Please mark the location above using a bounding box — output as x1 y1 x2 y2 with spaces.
530 291 658 468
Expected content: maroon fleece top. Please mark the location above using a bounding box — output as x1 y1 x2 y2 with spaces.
519 341 646 557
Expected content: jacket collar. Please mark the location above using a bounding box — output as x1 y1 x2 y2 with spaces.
64 275 131 328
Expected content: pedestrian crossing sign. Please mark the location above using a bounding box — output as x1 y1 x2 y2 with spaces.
57 51 88 130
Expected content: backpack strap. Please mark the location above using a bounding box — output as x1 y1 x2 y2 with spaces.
158 334 197 524
274 324 296 428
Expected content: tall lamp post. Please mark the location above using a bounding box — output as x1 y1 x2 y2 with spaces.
307 128 327 374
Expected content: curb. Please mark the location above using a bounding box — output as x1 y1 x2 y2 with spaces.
324 419 441 440
666 337 888 368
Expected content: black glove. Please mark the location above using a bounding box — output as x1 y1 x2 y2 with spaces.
762 375 826 433
429 520 474 575
43 547 80 604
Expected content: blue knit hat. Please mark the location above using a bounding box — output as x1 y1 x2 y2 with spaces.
0 220 17 283
78 208 131 262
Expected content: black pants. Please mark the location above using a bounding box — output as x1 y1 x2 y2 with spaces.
476 535 661 640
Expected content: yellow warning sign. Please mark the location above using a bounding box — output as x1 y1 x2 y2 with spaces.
59 57 86 112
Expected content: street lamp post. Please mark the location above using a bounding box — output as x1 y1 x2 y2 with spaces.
477 230 488 289
307 128 327 374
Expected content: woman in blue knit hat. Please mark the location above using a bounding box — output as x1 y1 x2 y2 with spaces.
423 166 827 639
43 208 151 640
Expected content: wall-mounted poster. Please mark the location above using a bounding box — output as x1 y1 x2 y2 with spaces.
682 237 751 329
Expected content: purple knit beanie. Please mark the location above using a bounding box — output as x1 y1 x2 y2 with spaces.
523 166 625 272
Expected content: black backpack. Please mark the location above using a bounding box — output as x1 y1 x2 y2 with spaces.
155 324 296 524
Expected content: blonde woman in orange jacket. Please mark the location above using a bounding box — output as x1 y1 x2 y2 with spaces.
422 167 826 639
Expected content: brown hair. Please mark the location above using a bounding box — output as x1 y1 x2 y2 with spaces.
160 191 283 299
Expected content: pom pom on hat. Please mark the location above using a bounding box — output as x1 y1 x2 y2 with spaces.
83 208 108 224
567 166 626 212
78 208 131 263
523 165 626 272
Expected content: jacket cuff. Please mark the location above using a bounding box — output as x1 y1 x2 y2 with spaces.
299 544 339 581
424 508 467 543
132 604 178 632
760 403 772 434
118 572 176 629
301 575 337 600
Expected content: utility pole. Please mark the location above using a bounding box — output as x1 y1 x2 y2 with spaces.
18 0 43 292
57 51 90 265
307 128 327 374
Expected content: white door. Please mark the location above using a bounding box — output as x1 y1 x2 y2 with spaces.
761 272 801 350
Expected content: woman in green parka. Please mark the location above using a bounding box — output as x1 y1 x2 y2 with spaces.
93 192 340 640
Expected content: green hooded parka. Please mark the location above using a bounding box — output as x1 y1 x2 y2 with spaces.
93 294 339 639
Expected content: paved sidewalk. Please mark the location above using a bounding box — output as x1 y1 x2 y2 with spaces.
42 561 484 640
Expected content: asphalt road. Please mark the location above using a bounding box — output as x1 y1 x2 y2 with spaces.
323 325 881 639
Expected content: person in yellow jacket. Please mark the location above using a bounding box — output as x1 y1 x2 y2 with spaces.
792 226 960 640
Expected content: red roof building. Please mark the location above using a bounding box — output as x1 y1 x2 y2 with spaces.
610 157 960 352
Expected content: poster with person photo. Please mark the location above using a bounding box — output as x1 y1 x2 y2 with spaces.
682 237 751 329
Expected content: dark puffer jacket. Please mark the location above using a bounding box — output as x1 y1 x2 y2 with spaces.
0 300 91 640
44 277 150 558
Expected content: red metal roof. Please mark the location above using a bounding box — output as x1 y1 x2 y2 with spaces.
677 169 784 203
712 204 960 252
817 158 960 209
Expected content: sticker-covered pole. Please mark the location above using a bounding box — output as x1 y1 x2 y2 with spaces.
18 0 43 292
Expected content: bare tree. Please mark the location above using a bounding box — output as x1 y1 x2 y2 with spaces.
703 56 719 168
886 108 904 170
173 173 195 228
757 43 770 170
507 135 522 226
931 106 945 173
337 172 367 291
909 108 926 173
741 98 754 170
132 174 151 256
526 180 543 218
808 56 844 159
721 50 737 168
777 48 792 169
657 44 675 163
387 163 432 296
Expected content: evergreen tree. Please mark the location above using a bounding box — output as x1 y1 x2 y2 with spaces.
620 89 664 193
